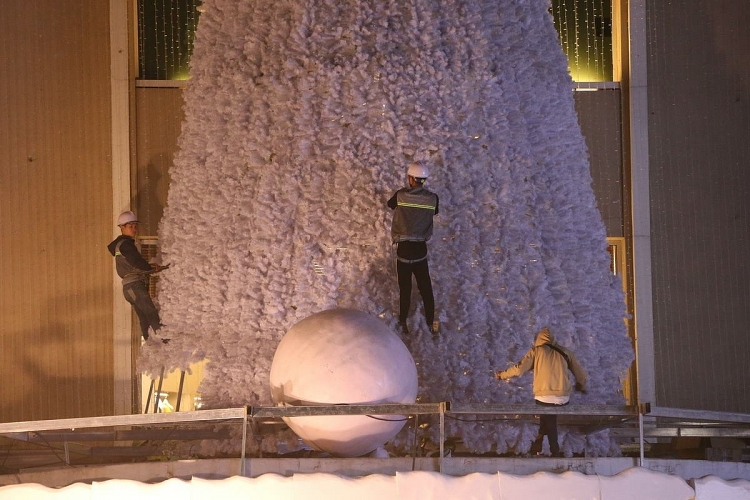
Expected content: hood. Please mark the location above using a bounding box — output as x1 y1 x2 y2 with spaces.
534 327 555 347
107 235 131 256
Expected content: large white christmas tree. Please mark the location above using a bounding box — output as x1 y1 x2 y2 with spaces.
142 0 633 455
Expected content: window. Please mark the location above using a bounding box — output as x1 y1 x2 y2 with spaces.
137 0 202 80
550 0 615 82
137 0 616 83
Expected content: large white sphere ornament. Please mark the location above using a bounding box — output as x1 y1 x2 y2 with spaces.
269 308 418 457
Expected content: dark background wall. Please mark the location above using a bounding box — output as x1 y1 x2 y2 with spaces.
575 90 624 237
646 0 750 411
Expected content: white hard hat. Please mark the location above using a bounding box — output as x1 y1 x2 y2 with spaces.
117 211 139 226
407 161 429 179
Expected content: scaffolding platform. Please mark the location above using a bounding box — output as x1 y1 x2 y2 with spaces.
0 403 748 474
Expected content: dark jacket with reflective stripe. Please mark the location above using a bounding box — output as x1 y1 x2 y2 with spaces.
388 186 439 243
107 235 152 286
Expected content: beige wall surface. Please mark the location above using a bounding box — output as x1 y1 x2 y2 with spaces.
135 87 184 237
574 90 624 237
0 1 115 421
646 1 750 412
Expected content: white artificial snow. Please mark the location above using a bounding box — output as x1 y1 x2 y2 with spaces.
0 470 742 499
293 473 397 500
599 467 696 500
691 475 750 500
0 482 90 499
91 478 191 498
397 471 501 499
141 0 633 455
191 475 298 499
499 470 601 499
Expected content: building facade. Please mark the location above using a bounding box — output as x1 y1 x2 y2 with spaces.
0 0 748 422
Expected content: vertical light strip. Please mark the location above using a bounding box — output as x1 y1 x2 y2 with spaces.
161 0 168 78
572 0 580 73
611 0 622 82
137 0 145 78
628 0 655 406
175 0 181 78
110 0 134 415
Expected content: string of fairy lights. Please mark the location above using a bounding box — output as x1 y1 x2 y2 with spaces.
138 0 201 80
550 0 614 82
137 0 612 82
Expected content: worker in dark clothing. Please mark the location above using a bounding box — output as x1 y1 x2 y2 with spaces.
496 327 587 457
388 161 440 336
107 211 168 341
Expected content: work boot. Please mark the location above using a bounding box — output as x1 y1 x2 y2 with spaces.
529 436 543 455
399 321 409 335
152 330 171 344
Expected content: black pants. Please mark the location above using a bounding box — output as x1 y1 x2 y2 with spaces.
397 258 434 326
532 400 568 456
123 280 161 340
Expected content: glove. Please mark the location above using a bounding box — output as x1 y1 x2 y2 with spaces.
575 382 587 394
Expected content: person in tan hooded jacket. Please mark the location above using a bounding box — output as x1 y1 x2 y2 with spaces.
496 327 587 456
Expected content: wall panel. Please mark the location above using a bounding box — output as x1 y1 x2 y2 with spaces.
135 87 184 237
0 1 114 421
646 0 750 411
574 90 624 237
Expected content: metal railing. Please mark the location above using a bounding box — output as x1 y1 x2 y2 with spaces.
1 403 749 474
